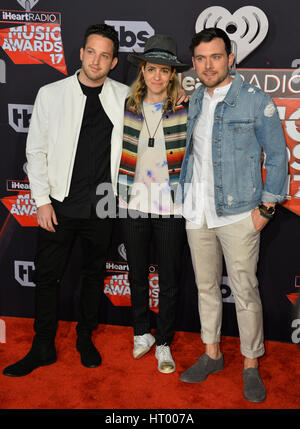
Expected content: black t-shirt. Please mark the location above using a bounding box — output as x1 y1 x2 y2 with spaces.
51 78 114 218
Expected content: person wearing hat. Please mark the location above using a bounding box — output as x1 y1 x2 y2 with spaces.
117 35 190 373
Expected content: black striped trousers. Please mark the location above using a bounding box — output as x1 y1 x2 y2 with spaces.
119 211 185 346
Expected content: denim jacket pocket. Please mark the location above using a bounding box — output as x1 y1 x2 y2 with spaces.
226 121 255 150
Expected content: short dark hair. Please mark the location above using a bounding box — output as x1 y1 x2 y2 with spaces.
83 24 119 58
189 28 232 57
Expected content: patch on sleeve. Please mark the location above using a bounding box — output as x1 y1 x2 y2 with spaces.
264 102 276 117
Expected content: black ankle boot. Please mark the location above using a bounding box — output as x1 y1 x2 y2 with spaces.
76 334 101 368
3 336 56 377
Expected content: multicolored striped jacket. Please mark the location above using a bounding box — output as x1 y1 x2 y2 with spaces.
118 101 188 203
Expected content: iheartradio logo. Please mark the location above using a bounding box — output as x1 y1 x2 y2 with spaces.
195 6 269 64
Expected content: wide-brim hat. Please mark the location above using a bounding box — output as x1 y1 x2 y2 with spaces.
127 34 190 72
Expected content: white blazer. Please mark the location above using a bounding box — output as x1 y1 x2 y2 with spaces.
26 71 129 207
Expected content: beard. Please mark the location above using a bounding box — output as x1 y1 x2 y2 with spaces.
199 69 230 89
81 64 107 85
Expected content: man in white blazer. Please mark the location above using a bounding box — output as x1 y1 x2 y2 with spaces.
3 24 129 377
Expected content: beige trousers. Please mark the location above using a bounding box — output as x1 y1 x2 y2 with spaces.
186 214 265 359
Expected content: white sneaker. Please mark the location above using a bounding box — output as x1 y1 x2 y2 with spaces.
155 345 176 374
133 333 155 359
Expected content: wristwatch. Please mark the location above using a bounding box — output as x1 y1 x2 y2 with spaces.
258 203 276 220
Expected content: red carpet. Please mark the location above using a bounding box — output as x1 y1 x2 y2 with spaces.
0 316 300 410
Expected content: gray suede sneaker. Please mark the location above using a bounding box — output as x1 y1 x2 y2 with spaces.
180 353 224 383
243 368 266 402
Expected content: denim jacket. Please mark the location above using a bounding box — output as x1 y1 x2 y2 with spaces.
177 71 288 216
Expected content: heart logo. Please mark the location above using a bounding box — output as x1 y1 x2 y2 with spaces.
195 6 269 64
118 243 127 261
17 0 40 11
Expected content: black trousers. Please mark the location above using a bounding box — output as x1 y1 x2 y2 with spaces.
33 213 113 341
120 212 185 346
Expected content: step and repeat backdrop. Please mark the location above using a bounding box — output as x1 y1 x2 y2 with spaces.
0 0 299 344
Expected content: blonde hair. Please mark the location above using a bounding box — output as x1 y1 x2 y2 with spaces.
126 61 180 113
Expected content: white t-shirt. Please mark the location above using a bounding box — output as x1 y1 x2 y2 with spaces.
183 83 251 228
121 101 181 215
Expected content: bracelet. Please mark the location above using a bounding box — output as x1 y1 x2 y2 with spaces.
258 203 275 220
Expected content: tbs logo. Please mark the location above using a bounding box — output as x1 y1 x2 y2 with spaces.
105 20 154 52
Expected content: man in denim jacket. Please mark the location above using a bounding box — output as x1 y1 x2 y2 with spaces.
178 28 287 403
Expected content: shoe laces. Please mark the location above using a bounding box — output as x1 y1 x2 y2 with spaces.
156 344 172 361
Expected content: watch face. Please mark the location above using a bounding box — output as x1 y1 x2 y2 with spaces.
259 204 275 217
266 206 275 215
